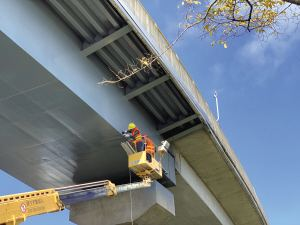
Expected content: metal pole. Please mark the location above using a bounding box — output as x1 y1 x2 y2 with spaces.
214 91 220 122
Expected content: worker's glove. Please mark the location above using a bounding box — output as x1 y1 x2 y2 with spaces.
122 131 132 139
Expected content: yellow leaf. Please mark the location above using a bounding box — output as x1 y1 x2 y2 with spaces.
204 24 210 32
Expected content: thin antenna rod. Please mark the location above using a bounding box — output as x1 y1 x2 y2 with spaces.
214 91 220 122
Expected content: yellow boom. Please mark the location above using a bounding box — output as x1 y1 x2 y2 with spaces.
0 180 117 225
0 178 152 225
0 189 63 225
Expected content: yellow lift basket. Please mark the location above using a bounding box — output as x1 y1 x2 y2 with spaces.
128 151 162 180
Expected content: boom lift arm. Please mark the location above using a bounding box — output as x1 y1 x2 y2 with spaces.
0 180 116 225
0 179 150 225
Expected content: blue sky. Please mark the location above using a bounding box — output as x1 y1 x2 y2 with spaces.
1 1 300 225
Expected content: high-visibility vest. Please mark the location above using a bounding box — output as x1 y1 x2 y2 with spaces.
144 136 155 156
131 127 142 144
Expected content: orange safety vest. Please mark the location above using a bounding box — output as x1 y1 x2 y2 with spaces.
131 127 142 144
144 135 155 156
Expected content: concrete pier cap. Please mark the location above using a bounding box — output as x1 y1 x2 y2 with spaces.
69 181 175 225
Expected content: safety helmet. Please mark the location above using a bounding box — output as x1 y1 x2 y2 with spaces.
128 122 136 130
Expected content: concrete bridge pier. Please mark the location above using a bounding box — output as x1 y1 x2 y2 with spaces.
69 181 175 225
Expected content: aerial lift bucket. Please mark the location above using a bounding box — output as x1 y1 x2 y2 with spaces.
128 151 163 180
121 140 170 181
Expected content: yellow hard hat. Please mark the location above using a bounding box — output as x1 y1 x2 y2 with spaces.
128 122 136 130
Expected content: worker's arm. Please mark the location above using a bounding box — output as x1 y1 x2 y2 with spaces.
132 130 140 139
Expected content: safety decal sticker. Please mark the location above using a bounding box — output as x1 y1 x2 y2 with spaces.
20 203 26 213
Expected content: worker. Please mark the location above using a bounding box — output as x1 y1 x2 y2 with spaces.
144 135 155 160
123 123 155 162
125 122 145 152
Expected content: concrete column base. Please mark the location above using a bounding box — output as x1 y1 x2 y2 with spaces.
69 181 175 225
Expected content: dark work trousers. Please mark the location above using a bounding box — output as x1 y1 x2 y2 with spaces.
136 141 145 152
136 141 152 162
146 153 152 163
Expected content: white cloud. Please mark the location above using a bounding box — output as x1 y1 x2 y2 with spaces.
210 63 223 81
237 24 300 85
240 32 299 66
207 63 226 97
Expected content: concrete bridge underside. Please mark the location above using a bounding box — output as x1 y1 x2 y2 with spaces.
0 28 225 225
0 0 268 225
0 31 129 187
